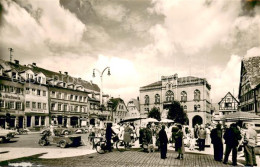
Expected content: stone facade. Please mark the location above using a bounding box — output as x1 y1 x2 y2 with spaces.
140 74 211 127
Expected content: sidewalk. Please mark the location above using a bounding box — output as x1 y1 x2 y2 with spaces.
0 147 96 162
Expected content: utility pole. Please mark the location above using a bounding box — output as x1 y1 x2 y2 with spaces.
8 48 14 62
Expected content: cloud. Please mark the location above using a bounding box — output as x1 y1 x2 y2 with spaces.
97 4 127 22
244 47 260 59
208 55 241 103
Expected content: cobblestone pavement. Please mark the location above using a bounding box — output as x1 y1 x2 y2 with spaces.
1 149 244 167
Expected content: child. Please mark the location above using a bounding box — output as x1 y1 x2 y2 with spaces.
189 135 196 151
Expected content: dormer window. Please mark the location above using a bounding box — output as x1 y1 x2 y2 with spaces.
38 77 42 83
12 72 17 79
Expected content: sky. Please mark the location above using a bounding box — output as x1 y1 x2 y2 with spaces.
0 0 260 103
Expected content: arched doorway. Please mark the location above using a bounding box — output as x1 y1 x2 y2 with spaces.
192 115 203 127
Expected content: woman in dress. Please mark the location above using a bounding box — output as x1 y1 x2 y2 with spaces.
175 124 185 159
124 123 132 149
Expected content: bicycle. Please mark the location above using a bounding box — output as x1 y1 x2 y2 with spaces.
95 135 127 154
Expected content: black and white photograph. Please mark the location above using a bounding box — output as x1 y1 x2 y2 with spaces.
0 0 260 166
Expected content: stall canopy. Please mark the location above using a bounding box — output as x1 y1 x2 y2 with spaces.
119 117 144 123
160 118 174 123
221 111 260 122
142 118 159 123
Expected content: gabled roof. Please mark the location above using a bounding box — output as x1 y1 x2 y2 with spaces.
243 56 260 89
218 92 239 105
141 81 162 88
109 98 127 111
128 98 140 111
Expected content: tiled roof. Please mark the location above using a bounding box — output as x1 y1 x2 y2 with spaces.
0 59 100 92
243 56 260 89
141 81 162 88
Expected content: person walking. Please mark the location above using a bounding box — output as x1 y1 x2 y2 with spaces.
223 123 242 166
159 125 168 159
244 123 257 166
175 124 185 159
197 125 207 151
124 123 132 149
210 124 223 162
105 123 116 152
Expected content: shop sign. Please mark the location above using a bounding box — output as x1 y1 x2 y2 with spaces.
0 93 21 100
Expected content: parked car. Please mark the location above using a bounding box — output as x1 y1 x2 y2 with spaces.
0 129 14 143
40 127 72 136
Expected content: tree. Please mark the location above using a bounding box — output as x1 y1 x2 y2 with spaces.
166 101 188 124
148 107 161 121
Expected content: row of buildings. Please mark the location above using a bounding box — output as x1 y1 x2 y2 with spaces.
0 55 259 129
0 59 133 129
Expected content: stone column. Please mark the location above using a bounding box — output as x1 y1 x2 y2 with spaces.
67 117 71 128
15 116 18 127
39 116 42 126
24 116 27 128
45 116 49 126
31 116 35 127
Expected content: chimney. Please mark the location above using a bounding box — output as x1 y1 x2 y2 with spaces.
137 96 139 101
32 62 36 66
64 72 68 75
14 60 19 65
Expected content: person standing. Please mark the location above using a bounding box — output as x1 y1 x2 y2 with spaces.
175 124 185 159
159 125 168 159
124 123 132 149
210 124 223 162
244 123 257 166
197 125 207 151
105 123 116 152
223 123 242 166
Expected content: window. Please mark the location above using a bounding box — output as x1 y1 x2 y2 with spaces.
16 102 22 110
26 101 30 108
166 90 174 102
75 106 78 112
194 90 200 101
0 100 4 108
58 104 61 111
32 89 36 95
181 91 187 102
26 87 30 94
197 104 200 110
51 103 55 110
43 91 46 96
225 103 232 108
184 105 187 111
155 94 160 104
10 101 15 109
16 88 21 94
64 104 67 111
38 102 41 109
12 72 17 79
32 102 36 109
70 95 74 100
38 77 42 83
79 96 82 102
194 105 197 111
37 89 41 96
51 91 55 97
43 103 47 110
10 86 15 93
145 95 149 104
84 97 87 102
75 96 78 101
57 93 61 99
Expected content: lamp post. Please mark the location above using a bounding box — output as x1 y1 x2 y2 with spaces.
92 67 111 105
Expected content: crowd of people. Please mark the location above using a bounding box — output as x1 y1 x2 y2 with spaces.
88 121 258 166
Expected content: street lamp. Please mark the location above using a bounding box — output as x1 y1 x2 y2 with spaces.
92 67 111 106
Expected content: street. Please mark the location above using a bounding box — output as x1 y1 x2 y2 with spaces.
0 133 250 167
